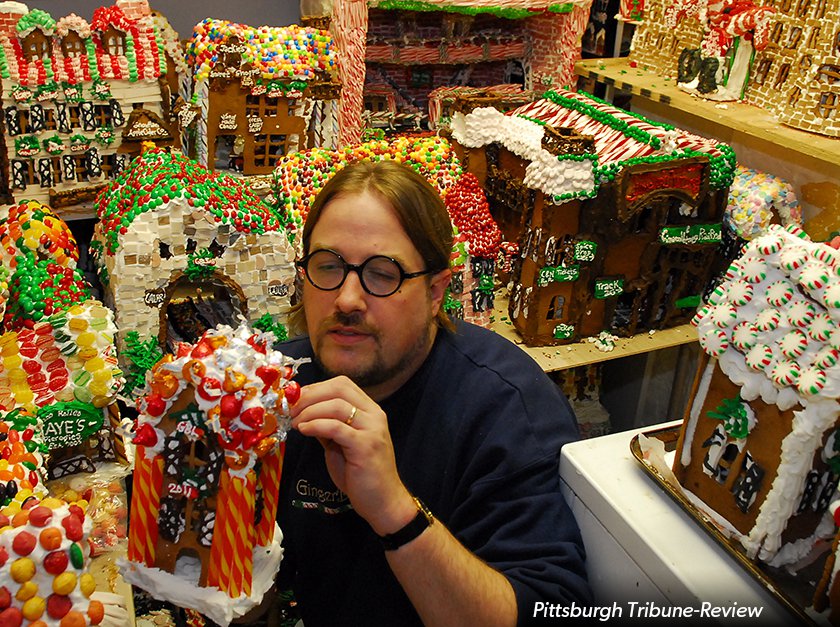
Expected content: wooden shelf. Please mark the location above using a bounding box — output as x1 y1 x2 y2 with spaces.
574 57 840 179
490 297 697 372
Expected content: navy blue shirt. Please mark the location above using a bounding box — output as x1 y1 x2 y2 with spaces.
277 320 591 626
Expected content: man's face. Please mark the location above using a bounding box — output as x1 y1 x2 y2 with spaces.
302 190 450 399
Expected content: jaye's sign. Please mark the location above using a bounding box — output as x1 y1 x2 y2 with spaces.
37 401 104 449
595 278 624 299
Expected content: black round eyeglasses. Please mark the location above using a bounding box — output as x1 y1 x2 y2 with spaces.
296 249 438 297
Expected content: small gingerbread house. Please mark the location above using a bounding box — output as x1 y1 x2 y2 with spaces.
443 171 502 326
308 0 593 146
450 89 735 345
676 224 840 565
184 18 340 177
125 322 303 625
630 0 840 137
91 148 297 363
0 1 184 217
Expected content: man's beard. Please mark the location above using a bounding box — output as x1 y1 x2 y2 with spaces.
313 310 434 391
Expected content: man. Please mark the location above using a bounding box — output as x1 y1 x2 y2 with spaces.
277 160 591 626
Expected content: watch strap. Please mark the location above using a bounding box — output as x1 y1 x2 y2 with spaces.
378 496 434 551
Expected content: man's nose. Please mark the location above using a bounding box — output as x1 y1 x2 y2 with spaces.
334 269 367 312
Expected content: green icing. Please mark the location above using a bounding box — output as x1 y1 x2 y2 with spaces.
96 149 287 255
16 9 56 34
372 0 573 18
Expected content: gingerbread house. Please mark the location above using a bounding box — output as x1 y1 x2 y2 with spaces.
675 224 840 572
630 0 840 137
449 89 736 345
124 322 303 625
306 0 594 146
443 171 502 326
184 18 340 179
0 1 185 218
91 148 297 369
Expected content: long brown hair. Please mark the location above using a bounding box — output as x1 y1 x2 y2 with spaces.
293 159 454 332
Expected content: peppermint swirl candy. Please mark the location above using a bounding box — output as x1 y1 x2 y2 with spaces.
814 345 840 370
755 308 781 332
709 304 738 329
706 284 728 306
723 260 743 282
779 329 808 359
797 365 828 396
699 329 729 357
779 245 808 272
745 343 774 372
740 257 768 284
809 312 836 342
830 327 840 351
766 280 794 308
726 280 753 306
787 299 816 328
770 359 801 387
755 233 783 255
731 321 759 352
823 282 840 309
811 245 838 267
691 305 711 327
799 263 830 291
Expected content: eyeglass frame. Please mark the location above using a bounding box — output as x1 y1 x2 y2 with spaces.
295 248 442 297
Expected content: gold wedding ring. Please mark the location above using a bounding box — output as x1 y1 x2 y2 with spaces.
346 405 357 426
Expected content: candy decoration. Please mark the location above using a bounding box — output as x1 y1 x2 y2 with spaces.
766 280 794 308
126 451 163 567
745 343 774 372
731 321 759 352
255 442 284 545
779 329 808 360
206 470 256 598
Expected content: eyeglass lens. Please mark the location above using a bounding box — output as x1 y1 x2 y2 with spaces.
306 250 403 296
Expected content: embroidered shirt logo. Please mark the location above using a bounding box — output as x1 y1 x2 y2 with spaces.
293 478 353 514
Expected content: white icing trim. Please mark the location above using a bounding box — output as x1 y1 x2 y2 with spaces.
680 357 717 468
120 523 284 626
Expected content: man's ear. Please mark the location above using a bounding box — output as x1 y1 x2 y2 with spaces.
428 268 452 316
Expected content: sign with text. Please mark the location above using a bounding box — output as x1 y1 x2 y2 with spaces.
38 401 104 449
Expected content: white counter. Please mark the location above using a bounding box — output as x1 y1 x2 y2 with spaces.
559 422 808 625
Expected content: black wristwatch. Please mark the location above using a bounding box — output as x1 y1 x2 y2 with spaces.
378 496 435 551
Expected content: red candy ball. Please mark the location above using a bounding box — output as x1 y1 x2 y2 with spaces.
11 531 36 556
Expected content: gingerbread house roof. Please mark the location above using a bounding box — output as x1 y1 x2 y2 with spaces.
367 0 590 18
451 89 736 200
0 1 165 86
271 135 463 233
185 18 336 86
95 149 287 255
692 223 840 408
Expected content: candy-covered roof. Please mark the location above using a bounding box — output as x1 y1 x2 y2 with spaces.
186 18 336 85
271 136 462 233
450 89 736 200
692 224 840 408
95 148 286 255
135 322 305 477
0 2 165 86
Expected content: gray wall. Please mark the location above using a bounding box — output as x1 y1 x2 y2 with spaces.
19 1 301 39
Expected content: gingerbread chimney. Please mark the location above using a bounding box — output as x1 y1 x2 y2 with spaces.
0 2 27 39
116 0 151 21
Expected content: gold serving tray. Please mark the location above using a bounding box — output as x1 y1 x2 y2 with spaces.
630 424 821 626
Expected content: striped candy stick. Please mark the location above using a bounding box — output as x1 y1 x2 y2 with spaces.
208 469 256 597
127 448 164 566
256 441 285 545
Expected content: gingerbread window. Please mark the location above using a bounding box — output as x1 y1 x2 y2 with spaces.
753 59 773 85
807 27 821 49
22 30 51 62
796 0 811 18
72 154 89 181
770 23 785 44
245 95 279 119
786 27 802 49
814 0 827 18
546 295 565 320
253 134 290 167
816 92 838 120
103 26 126 56
773 64 791 90
61 31 85 58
